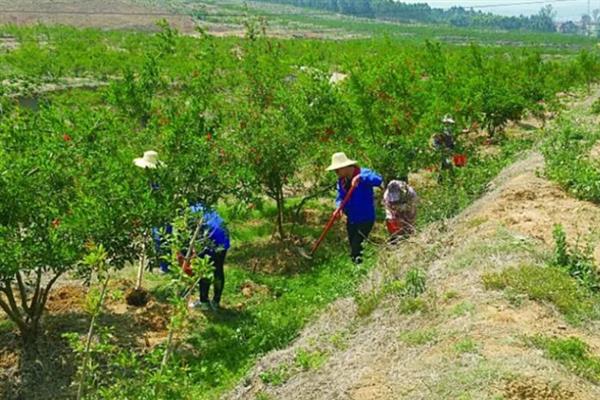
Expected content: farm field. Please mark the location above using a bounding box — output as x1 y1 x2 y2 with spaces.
2 4 600 400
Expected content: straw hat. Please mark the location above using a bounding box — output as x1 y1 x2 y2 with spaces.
326 152 357 171
442 115 455 124
134 150 163 169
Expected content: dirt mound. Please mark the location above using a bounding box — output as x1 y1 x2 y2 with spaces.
504 377 574 400
125 287 150 307
226 148 600 400
45 285 85 313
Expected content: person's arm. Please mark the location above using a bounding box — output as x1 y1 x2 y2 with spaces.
335 180 344 208
359 169 383 187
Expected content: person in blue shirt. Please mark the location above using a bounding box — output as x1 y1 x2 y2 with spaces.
152 203 230 311
326 152 383 264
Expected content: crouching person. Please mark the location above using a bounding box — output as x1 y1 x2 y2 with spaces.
383 180 418 242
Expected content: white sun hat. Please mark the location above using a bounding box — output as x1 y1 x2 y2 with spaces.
329 72 348 85
442 115 455 124
133 150 163 169
326 152 357 171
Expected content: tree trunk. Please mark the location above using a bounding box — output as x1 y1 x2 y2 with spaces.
77 273 110 400
276 186 285 239
0 269 62 345
135 231 147 290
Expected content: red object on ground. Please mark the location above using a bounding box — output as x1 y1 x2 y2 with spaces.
63 134 72 142
310 182 358 256
386 219 401 235
453 154 467 167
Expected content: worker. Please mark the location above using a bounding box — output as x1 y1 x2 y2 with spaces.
382 180 418 243
326 152 382 264
431 115 456 174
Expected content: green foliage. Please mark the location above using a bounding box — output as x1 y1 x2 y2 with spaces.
399 297 429 315
483 264 600 323
592 98 600 115
1 19 599 399
542 122 600 203
454 337 479 354
552 225 600 292
404 268 427 297
259 365 290 386
294 349 327 371
450 301 475 317
527 335 600 383
398 329 438 346
356 267 427 317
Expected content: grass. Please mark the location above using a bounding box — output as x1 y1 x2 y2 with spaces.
294 349 328 371
398 329 438 346
259 365 290 386
356 267 427 317
543 119 600 204
451 301 475 317
483 264 600 324
454 337 479 354
527 335 600 383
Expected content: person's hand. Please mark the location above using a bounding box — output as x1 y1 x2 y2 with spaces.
333 209 343 221
351 175 361 188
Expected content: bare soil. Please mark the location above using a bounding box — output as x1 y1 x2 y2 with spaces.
0 278 172 399
0 0 197 33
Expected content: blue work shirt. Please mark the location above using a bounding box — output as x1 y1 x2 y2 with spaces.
336 167 383 224
152 203 230 271
189 203 230 252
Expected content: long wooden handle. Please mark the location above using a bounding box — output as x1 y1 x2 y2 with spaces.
310 183 358 255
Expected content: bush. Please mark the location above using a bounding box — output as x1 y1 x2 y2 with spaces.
552 224 600 292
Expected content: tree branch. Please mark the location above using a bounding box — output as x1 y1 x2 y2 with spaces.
16 272 31 315
26 268 43 323
0 288 26 332
38 271 64 318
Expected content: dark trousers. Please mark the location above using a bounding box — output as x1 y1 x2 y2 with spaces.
199 250 227 304
346 221 374 264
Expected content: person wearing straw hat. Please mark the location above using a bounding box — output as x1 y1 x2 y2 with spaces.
133 151 230 311
327 152 382 264
133 150 164 169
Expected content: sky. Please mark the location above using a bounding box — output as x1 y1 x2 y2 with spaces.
420 0 600 21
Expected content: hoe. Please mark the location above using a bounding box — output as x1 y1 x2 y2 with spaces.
298 182 357 260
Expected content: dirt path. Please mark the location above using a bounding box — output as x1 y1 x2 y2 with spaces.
226 90 600 400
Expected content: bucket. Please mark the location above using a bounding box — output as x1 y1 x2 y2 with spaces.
453 154 467 167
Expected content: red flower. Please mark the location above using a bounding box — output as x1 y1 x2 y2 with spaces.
63 134 72 142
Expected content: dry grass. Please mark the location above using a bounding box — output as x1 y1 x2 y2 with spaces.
225 89 600 400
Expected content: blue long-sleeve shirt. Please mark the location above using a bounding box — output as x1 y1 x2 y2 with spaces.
336 167 383 224
152 203 230 271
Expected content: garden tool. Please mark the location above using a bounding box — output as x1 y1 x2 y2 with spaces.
298 181 358 260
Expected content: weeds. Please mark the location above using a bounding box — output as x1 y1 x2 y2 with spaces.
527 335 600 383
552 225 600 292
398 329 438 346
454 337 479 354
483 264 600 323
356 267 427 317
